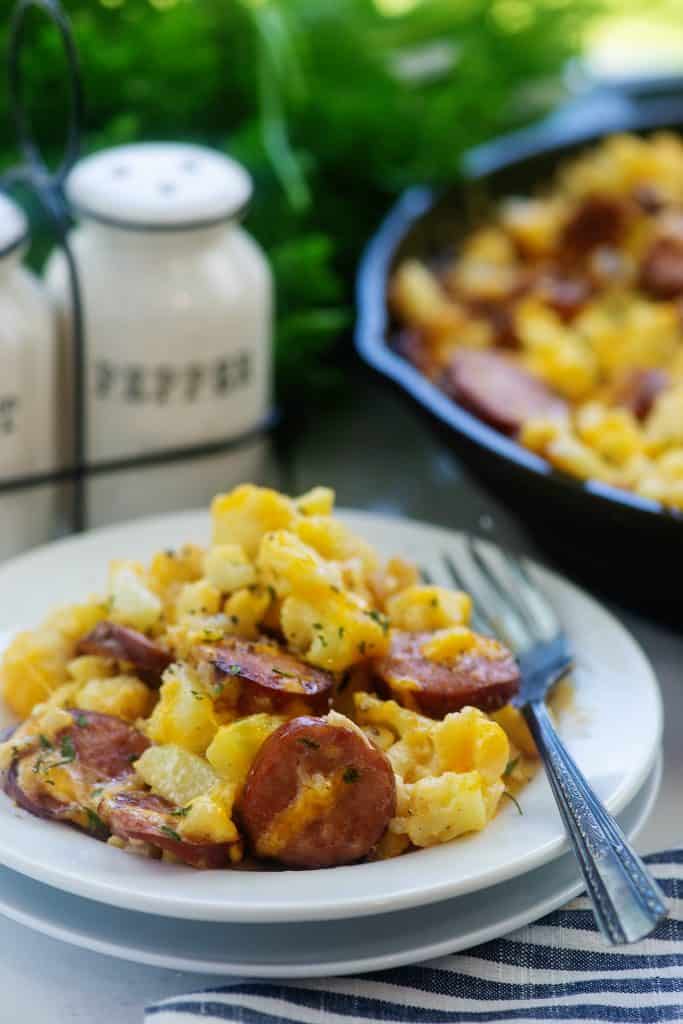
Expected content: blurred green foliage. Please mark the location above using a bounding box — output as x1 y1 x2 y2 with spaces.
0 0 600 400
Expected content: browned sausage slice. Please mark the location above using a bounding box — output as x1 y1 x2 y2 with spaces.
639 236 683 299
238 716 396 868
201 639 335 715
1 710 149 837
373 631 519 719
561 195 627 253
101 790 234 869
537 272 592 321
77 621 173 683
441 349 567 435
612 368 670 420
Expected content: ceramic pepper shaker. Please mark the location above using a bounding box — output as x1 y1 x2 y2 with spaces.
0 192 59 559
45 143 273 526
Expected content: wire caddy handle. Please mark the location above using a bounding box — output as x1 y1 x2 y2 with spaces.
0 0 276 533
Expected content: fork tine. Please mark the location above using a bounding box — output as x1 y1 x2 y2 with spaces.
498 550 560 641
463 538 532 652
442 552 495 636
441 552 492 636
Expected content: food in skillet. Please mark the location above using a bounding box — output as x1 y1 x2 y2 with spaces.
0 485 536 870
390 132 683 511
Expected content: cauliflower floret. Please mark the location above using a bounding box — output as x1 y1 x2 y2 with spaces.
108 562 162 631
145 665 218 755
280 590 388 672
203 544 256 593
211 484 295 558
223 586 272 640
386 585 471 632
295 486 335 516
75 675 154 722
175 579 222 620
392 771 489 846
257 530 343 597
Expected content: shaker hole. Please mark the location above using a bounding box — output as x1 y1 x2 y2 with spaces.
158 181 177 195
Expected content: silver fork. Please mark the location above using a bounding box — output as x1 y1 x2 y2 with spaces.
440 539 668 945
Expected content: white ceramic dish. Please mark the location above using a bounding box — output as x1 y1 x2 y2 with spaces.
0 755 661 977
0 510 662 923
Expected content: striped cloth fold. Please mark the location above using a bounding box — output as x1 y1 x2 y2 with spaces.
146 851 683 1024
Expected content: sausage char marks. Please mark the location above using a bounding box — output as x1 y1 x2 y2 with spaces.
77 621 173 685
373 631 519 719
2 710 149 837
238 716 396 869
200 638 335 716
100 790 234 869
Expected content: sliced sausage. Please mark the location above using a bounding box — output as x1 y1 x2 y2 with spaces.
238 716 396 868
561 195 627 254
1 710 149 837
612 368 670 420
537 272 592 321
202 639 335 715
77 621 173 684
633 184 665 215
101 790 233 869
393 328 438 377
65 709 150 779
373 631 519 719
639 236 683 299
441 349 567 435
468 300 520 348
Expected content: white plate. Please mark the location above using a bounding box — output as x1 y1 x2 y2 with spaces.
0 755 662 977
0 510 663 923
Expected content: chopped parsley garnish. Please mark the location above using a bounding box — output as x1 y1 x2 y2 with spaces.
86 808 107 835
313 622 323 630
267 585 277 601
357 641 367 656
190 689 205 701
75 714 89 728
343 766 360 784
226 664 242 676
55 735 76 765
338 626 345 638
366 610 389 634
299 737 320 750
39 734 53 751
160 825 182 842
503 756 520 779
170 806 190 817
127 753 139 763
430 597 439 608
502 791 523 815
272 668 297 679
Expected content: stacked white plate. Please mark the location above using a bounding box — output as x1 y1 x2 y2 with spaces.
0 512 664 978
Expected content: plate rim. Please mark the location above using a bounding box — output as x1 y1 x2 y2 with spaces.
0 508 664 923
0 754 662 978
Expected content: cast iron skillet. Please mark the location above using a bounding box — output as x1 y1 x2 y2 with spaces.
355 75 683 612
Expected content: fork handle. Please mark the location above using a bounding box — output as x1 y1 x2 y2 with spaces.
523 699 667 944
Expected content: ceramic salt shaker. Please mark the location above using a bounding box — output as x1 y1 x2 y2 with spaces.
45 143 273 526
0 193 59 559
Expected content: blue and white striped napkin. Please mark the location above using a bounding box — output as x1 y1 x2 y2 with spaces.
146 851 682 1024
